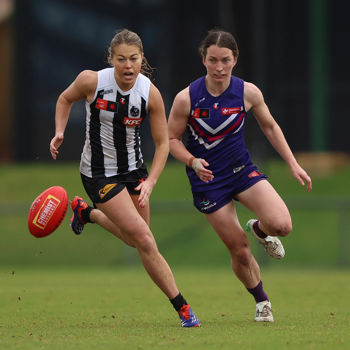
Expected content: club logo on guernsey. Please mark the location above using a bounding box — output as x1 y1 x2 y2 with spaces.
130 106 140 117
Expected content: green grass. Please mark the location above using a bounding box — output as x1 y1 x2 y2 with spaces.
1 162 350 348
0 266 349 350
1 161 350 267
1 159 350 201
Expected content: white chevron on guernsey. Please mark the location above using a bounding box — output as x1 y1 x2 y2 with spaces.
187 124 224 150
195 113 239 134
188 115 244 150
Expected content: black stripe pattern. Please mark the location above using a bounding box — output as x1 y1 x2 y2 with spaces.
81 69 150 178
134 97 147 168
114 92 129 174
89 90 105 177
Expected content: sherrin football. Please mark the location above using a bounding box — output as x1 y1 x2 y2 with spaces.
28 186 68 238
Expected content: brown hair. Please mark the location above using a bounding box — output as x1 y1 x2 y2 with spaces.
108 29 154 78
199 29 239 59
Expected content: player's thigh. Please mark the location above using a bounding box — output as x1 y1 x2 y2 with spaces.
205 201 248 249
130 194 150 226
96 188 149 237
236 180 291 223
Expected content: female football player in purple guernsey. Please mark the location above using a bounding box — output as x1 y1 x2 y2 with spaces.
168 29 312 322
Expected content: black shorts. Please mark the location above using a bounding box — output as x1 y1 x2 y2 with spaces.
81 167 148 205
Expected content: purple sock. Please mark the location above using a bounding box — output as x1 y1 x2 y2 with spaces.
253 220 267 239
247 280 269 303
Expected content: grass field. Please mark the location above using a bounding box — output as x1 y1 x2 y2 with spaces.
1 161 350 349
1 161 350 267
1 266 349 350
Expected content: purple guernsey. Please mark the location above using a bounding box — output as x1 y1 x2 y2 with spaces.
186 75 254 191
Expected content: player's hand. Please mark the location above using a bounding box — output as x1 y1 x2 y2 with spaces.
50 133 64 160
290 163 312 192
134 178 154 208
192 158 214 183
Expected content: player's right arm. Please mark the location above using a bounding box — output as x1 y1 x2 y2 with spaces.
168 88 214 183
50 70 97 159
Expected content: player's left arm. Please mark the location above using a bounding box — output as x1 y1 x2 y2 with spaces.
134 83 169 207
244 82 312 192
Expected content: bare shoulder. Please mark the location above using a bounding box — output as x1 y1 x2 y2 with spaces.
148 82 165 110
168 87 191 138
78 69 97 80
170 87 190 116
67 70 97 101
174 86 190 105
75 70 97 90
149 82 162 100
244 81 264 111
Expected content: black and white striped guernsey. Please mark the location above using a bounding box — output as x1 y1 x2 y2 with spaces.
80 68 150 178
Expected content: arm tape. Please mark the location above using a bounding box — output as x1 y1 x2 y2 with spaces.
187 156 195 168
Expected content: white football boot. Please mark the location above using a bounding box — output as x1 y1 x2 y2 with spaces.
246 219 285 259
255 300 274 322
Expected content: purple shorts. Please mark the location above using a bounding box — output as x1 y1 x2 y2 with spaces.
192 164 268 214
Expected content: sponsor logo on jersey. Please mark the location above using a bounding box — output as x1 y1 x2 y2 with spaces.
98 183 117 199
192 108 210 119
123 117 143 127
130 106 140 117
120 97 126 104
221 107 242 115
248 170 261 178
96 98 117 112
213 103 219 109
194 97 206 107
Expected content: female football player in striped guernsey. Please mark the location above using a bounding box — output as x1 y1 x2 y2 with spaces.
49 29 200 328
168 29 312 322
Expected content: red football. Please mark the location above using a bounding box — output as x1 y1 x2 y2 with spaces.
28 186 68 238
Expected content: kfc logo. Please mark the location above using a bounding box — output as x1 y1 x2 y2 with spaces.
123 117 143 127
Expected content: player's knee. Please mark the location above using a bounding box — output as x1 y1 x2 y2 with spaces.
272 219 292 237
232 244 252 267
132 229 156 251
